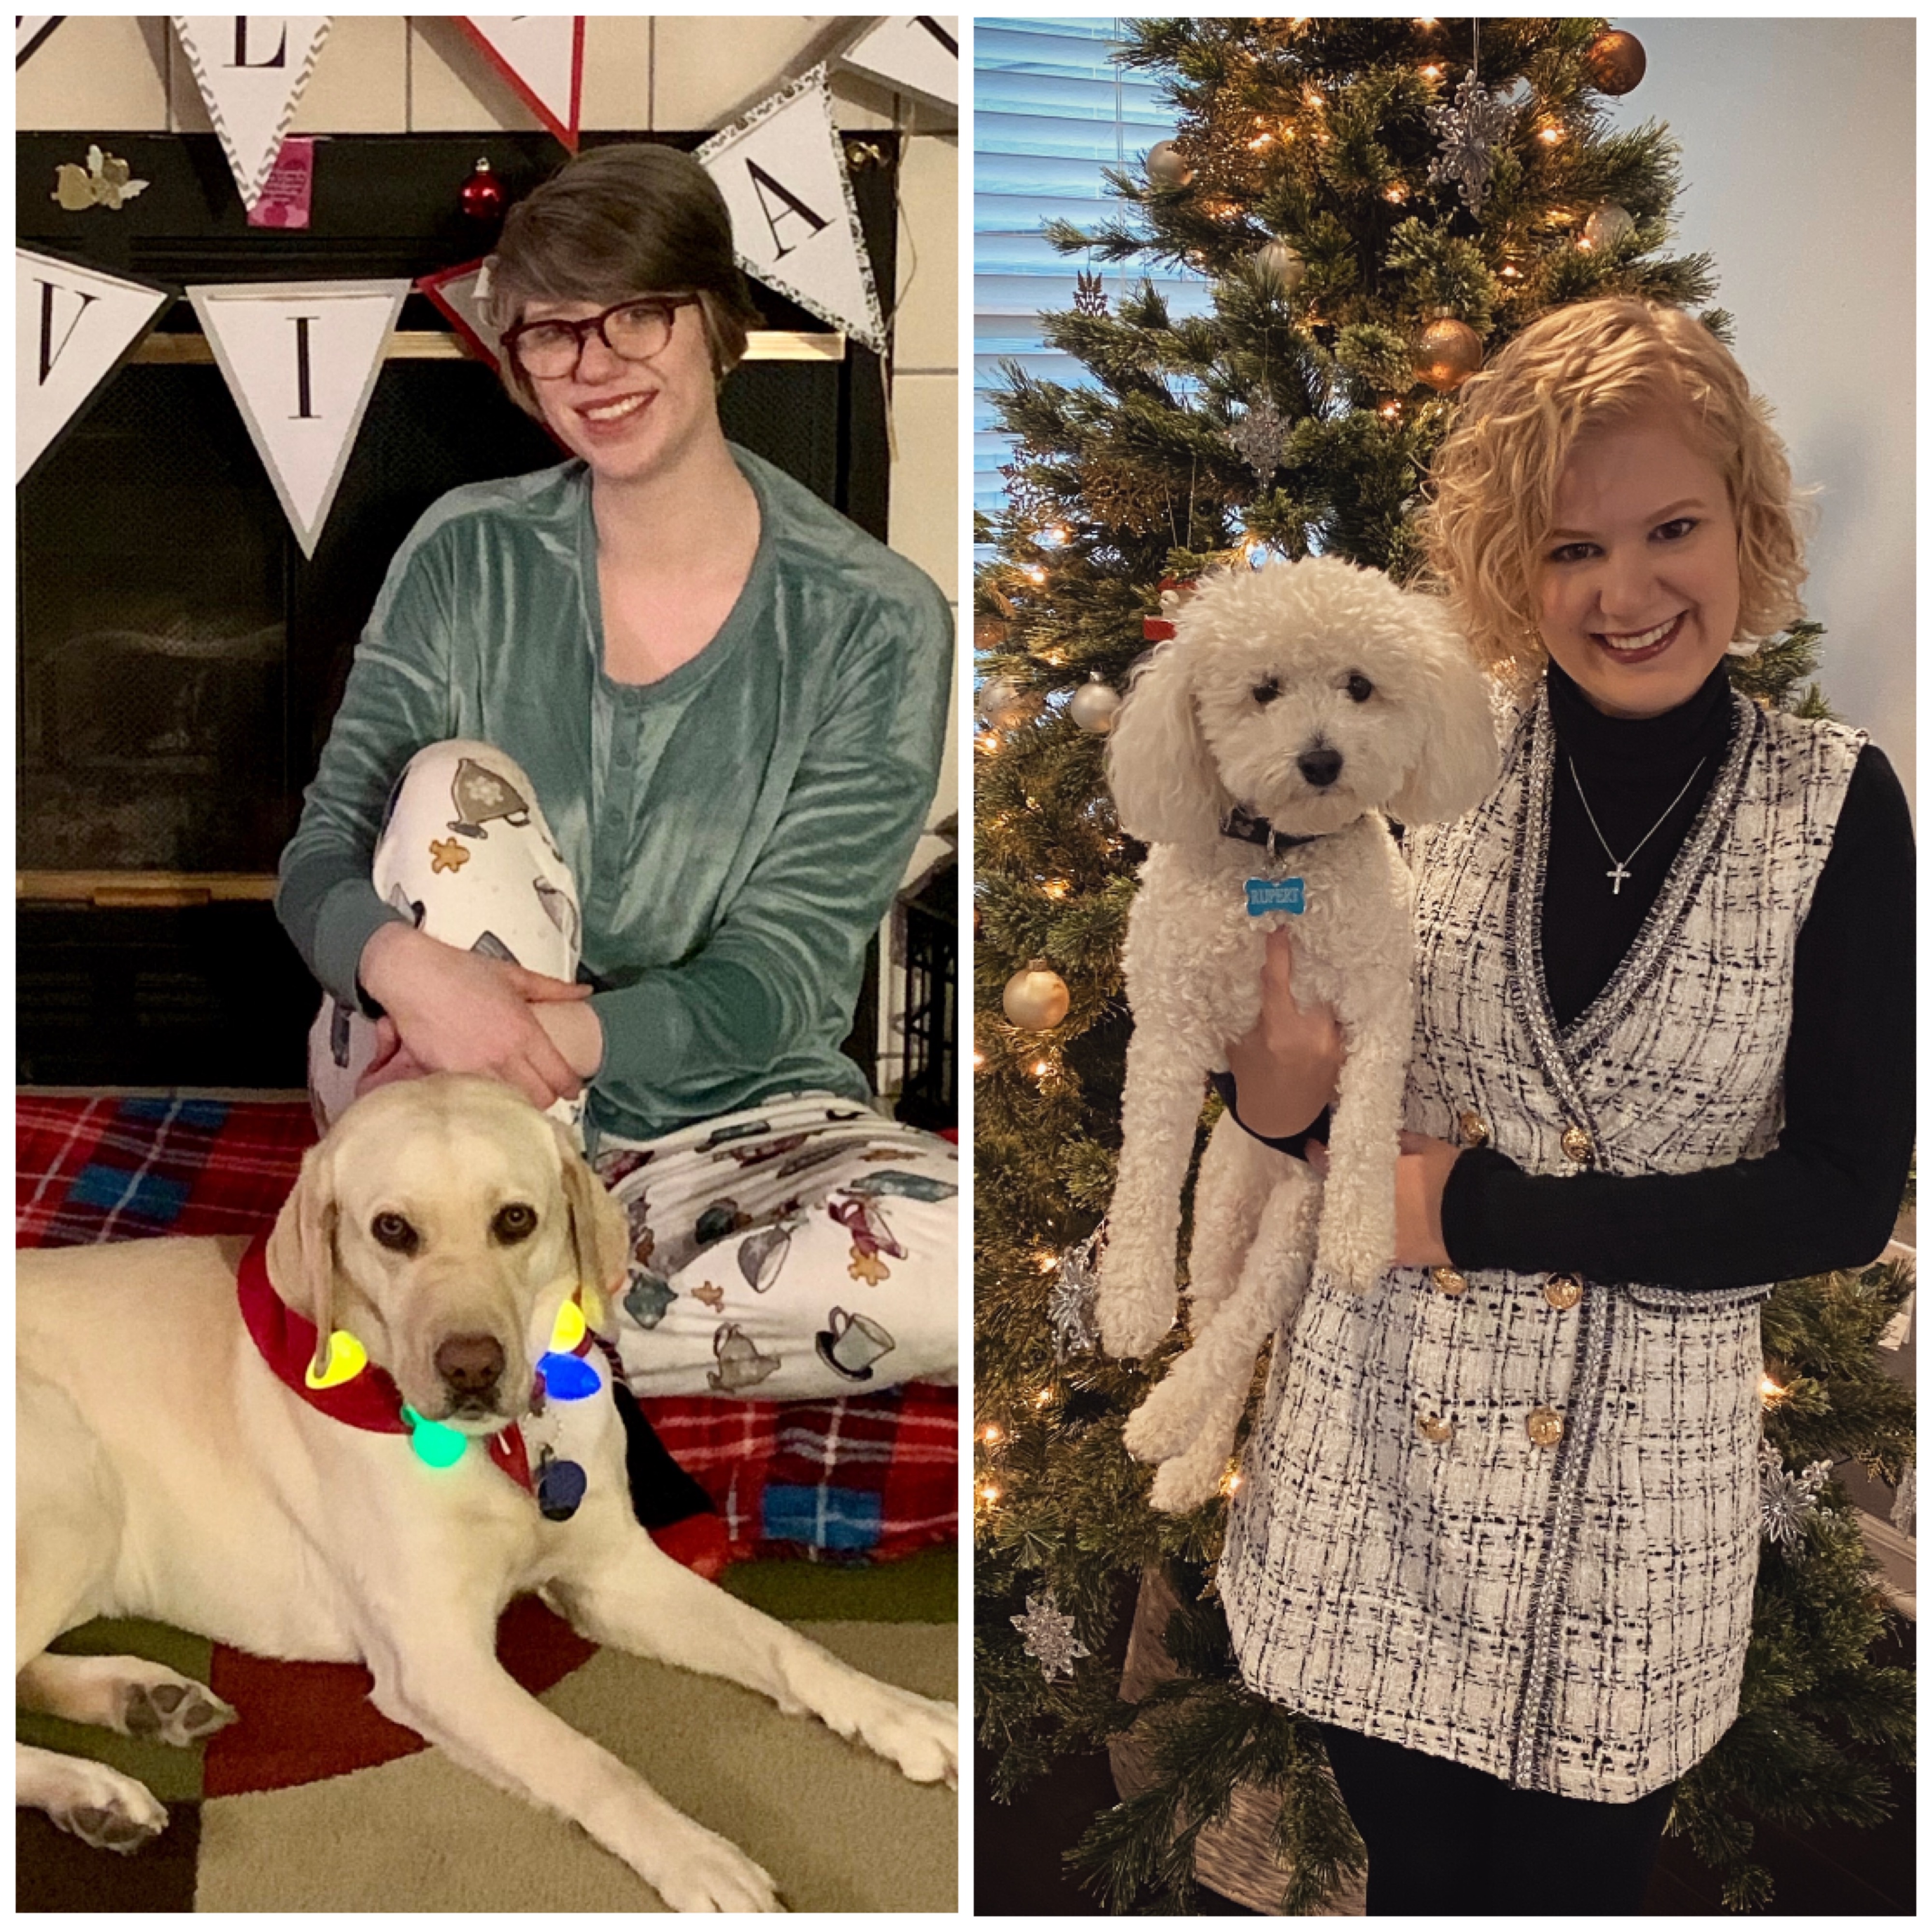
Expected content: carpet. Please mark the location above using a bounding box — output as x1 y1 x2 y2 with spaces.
18 1551 957 1911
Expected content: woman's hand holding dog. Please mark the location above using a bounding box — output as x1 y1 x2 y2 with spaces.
1224 929 1344 1137
1305 1132 1457 1268
357 923 597 1111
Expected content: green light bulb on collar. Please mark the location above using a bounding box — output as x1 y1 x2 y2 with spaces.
399 1405 468 1469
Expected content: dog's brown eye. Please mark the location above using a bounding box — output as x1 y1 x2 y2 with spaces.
493 1203 538 1244
1346 672 1374 703
1252 679 1280 705
371 1212 417 1254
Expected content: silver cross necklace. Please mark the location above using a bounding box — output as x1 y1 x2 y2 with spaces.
1566 754 1706 895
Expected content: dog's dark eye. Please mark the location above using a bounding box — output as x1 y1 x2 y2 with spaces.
493 1203 538 1244
1252 678 1280 705
1346 672 1374 703
371 1212 418 1254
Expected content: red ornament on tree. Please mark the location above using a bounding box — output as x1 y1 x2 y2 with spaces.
460 156 507 222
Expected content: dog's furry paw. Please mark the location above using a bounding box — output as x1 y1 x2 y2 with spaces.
1146 1449 1224 1516
1097 1293 1173 1360
123 1673 237 1747
645 1819 783 1913
47 1765 170 1853
851 1686 959 1789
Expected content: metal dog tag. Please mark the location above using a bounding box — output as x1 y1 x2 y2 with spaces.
1246 877 1306 917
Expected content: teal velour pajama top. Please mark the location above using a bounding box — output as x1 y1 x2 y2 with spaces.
274 446 953 1144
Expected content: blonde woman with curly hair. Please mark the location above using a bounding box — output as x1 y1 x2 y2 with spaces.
1211 297 1913 1913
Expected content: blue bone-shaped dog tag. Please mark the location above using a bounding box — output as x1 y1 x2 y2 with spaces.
1246 877 1306 917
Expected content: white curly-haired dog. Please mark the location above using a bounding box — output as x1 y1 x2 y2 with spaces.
1096 554 1499 1512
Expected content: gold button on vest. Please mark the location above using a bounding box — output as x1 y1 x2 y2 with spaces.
1431 1266 1468 1298
1526 1405 1564 1448
1457 1109 1490 1149
1560 1124 1594 1165
1543 1273 1583 1311
1417 1412 1454 1444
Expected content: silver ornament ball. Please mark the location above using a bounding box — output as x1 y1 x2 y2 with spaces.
1582 203 1636 254
1069 677 1122 734
1255 239 1307 295
978 675 1027 730
1003 960 1071 1031
1146 140 1194 189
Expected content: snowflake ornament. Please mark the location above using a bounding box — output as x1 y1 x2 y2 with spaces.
1011 1590 1092 1681
1224 393 1288 487
1426 72 1515 215
1047 1224 1104 1360
1758 1439 1832 1551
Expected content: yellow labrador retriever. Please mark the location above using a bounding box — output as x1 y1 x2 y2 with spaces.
16 1074 956 1910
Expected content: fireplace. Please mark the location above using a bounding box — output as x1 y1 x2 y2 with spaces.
16 131 899 1089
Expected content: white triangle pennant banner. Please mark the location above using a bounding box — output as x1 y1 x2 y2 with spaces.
458 16 582 151
171 16 331 210
187 279 409 556
841 15 958 110
697 66 886 356
17 249 172 483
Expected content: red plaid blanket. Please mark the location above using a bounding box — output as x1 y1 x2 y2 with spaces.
16 1094 956 1564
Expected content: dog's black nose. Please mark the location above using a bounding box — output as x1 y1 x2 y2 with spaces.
435 1333 505 1396
1297 746 1344 789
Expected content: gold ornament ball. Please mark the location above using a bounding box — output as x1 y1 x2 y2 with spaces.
1585 28 1646 96
1582 203 1635 254
1069 676 1122 734
1146 140 1194 189
1414 317 1484 393
1003 960 1071 1031
974 610 1009 651
1255 239 1307 295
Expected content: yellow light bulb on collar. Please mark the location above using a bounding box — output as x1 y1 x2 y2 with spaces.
551 1298 587 1353
305 1329 369 1390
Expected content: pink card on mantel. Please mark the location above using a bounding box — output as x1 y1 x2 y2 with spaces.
246 138 316 230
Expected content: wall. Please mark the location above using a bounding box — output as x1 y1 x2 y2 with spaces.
1607 19 1914 813
19 14 961 1099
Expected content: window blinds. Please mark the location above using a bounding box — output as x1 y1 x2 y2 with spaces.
972 17 1210 528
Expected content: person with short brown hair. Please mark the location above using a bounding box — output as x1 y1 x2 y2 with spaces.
275 143 957 1523
1215 296 1912 1913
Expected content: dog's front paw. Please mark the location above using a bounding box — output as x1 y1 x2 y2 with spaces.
1146 1443 1227 1516
645 1818 783 1913
1095 1252 1177 1360
850 1685 959 1789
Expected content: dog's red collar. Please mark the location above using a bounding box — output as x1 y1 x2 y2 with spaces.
236 1232 533 1493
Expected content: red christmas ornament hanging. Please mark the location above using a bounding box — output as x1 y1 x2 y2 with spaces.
460 156 507 222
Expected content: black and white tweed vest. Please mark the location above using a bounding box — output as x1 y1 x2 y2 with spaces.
1220 681 1865 1802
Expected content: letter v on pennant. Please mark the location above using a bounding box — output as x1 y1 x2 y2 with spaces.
695 65 888 355
171 17 331 212
187 280 411 556
15 250 171 483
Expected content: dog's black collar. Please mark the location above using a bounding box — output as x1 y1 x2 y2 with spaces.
1221 805 1326 855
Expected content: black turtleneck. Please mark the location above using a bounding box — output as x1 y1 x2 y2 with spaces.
1221 658 1915 1292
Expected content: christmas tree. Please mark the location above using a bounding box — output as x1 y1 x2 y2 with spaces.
973 17 1914 1913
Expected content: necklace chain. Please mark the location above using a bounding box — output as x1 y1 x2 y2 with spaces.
1567 754 1706 895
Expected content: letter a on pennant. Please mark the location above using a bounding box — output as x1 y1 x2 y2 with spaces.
458 16 583 152
187 279 410 555
171 17 331 211
696 66 887 355
16 250 171 483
